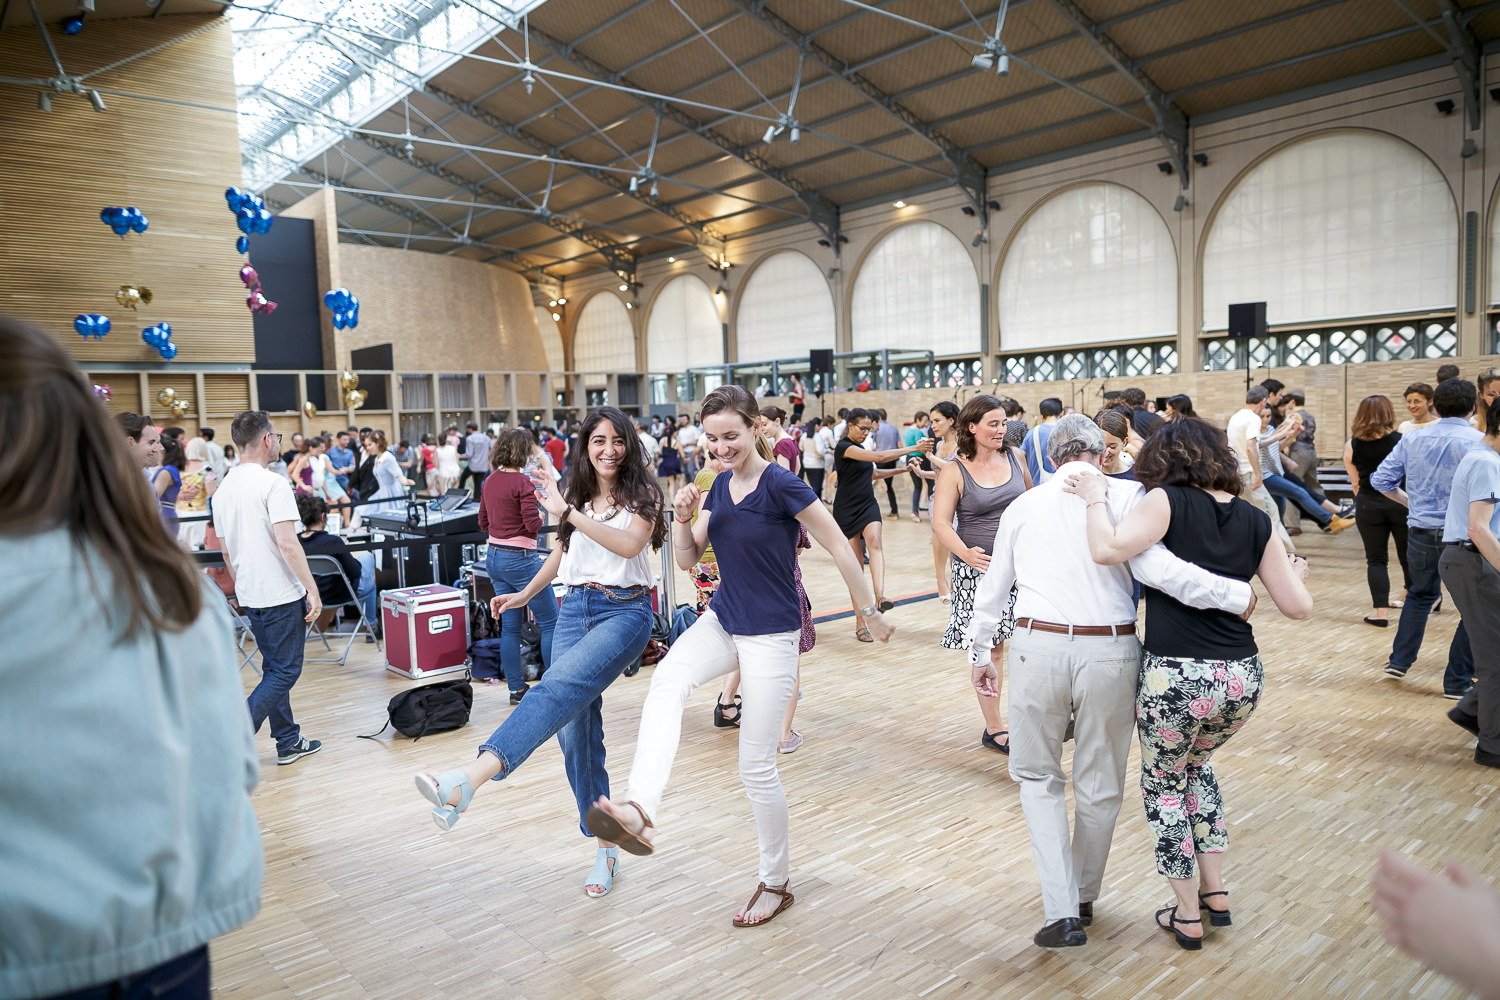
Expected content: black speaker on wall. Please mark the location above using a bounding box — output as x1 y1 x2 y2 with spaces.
1227 301 1267 339
809 349 834 374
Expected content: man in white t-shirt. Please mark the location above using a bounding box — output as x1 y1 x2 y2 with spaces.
1227 386 1296 554
636 419 659 466
200 427 228 479
215 409 324 766
675 414 700 475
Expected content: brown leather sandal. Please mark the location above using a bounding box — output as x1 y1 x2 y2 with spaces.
732 881 795 928
585 800 654 856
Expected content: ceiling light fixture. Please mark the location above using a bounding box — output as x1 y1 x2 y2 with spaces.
557 298 566 304
987 199 1001 211
629 176 639 192
668 256 675 262
1435 99 1456 116
87 89 106 112
548 300 557 307
893 200 906 208
37 91 51 111
1491 87 1500 103
790 126 800 145
816 239 830 248
552 312 561 321
1173 195 1189 212
1157 161 1173 175
763 124 779 144
1192 153 1209 167
961 205 976 217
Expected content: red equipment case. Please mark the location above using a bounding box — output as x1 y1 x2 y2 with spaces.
382 584 469 680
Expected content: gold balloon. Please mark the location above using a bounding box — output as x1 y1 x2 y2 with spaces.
303 400 318 419
115 285 152 309
339 370 359 391
169 399 189 418
344 388 367 410
156 387 176 405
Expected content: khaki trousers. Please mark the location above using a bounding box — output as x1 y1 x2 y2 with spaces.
1242 471 1295 554
1007 626 1141 922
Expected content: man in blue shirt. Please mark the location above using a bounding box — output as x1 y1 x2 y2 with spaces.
1439 402 1500 768
1021 397 1064 483
1371 379 1483 693
325 432 356 499
872 408 902 517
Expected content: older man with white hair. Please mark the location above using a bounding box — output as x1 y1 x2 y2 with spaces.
967 414 1256 949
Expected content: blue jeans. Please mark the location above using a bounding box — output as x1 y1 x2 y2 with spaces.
1263 474 1329 527
353 550 378 627
245 598 307 752
479 587 652 836
486 546 558 693
48 945 208 1000
1391 528 1474 693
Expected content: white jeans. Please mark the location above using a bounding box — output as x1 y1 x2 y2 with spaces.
1007 626 1141 922
625 609 800 884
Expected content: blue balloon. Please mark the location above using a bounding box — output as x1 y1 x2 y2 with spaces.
332 311 346 330
112 224 129 236
100 207 116 224
235 208 255 234
253 208 273 235
236 236 249 254
159 341 177 361
75 315 92 337
323 289 337 309
142 326 158 347
157 322 171 337
129 214 148 234
62 14 83 33
347 309 358 329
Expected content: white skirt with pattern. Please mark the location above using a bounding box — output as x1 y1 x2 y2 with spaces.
941 556 1015 650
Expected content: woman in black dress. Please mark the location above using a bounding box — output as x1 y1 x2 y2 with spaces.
1342 395 1411 626
833 407 930 641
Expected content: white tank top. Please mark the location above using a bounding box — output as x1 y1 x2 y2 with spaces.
556 506 655 588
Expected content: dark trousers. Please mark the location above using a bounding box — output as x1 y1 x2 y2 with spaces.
805 467 825 497
1390 528 1474 694
245 598 307 752
43 945 208 1000
876 460 898 514
909 468 931 514
1442 546 1500 753
459 467 487 495
1355 491 1412 608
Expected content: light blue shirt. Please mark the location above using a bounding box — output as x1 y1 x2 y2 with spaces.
326 444 355 488
1021 422 1056 481
0 531 263 998
1443 446 1500 543
1370 417 1483 529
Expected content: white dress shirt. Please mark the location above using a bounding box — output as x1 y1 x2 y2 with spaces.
965 461 1252 664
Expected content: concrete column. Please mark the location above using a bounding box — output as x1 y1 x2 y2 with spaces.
667 373 679 404
138 372 150 421
606 373 620 410
541 373 554 427
504 372 518 427
297 373 309 436
469 372 482 427
390 374 402 442
429 373 440 435
193 372 207 429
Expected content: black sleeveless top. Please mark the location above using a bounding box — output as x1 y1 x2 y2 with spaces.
1143 485 1270 660
1350 432 1401 491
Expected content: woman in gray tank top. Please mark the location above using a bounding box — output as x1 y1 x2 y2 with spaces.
930 395 1031 753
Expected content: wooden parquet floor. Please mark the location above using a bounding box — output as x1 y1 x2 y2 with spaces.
217 515 1498 1000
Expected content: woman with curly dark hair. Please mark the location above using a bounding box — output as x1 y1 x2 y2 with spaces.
414 407 666 900
1064 417 1312 950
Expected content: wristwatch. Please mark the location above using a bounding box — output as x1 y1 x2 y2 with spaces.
859 603 879 619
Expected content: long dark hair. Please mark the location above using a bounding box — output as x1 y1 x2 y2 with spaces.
955 394 1006 460
1164 394 1196 419
558 406 665 553
0 316 202 635
1134 416 1242 496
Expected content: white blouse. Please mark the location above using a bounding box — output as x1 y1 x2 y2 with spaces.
556 506 655 589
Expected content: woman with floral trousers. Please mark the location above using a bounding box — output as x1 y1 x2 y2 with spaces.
1137 653 1264 879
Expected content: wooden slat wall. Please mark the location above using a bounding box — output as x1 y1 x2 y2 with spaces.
0 14 253 364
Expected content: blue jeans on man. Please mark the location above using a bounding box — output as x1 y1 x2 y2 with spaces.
1263 474 1330 528
485 546 558 694
353 550 378 629
479 587 652 836
244 597 308 752
1389 528 1474 694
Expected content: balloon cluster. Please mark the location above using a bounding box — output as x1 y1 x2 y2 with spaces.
115 284 152 310
100 207 148 238
141 321 177 361
323 287 360 329
238 263 277 316
74 314 111 340
156 388 189 418
338 370 366 409
93 383 113 402
224 187 273 252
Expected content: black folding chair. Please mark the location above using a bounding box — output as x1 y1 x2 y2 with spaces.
303 554 381 665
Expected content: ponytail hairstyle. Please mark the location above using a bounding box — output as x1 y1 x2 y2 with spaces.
558 406 665 553
700 384 774 461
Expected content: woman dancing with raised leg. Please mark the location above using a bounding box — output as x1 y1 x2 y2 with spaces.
587 386 894 927
413 407 665 898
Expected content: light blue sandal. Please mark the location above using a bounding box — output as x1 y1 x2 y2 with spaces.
414 770 474 831
585 847 620 898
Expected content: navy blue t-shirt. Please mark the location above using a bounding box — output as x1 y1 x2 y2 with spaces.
701 463 819 635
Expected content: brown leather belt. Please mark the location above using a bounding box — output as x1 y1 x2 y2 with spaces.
1015 617 1135 637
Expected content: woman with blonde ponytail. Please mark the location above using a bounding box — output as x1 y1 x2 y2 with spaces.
586 385 896 928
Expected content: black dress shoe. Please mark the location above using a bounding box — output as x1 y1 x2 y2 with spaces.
1078 901 1092 926
1033 918 1087 948
981 729 1010 755
1477 748 1500 769
1449 706 1480 737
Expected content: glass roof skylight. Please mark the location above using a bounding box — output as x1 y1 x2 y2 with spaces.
231 0 547 191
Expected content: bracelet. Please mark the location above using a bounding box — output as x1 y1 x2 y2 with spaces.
858 603 879 618
1087 500 1106 509
674 514 692 524
559 508 571 524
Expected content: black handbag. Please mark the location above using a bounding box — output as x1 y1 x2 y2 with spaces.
518 620 544 681
360 678 473 740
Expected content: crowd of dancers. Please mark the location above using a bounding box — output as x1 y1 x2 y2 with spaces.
6 304 1500 1000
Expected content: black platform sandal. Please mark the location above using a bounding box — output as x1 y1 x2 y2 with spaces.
1198 890 1231 926
1155 905 1203 950
714 693 742 729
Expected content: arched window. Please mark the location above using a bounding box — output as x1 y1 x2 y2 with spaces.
998 184 1176 350
735 251 835 362
1203 131 1457 329
646 274 722 372
851 221 980 355
533 307 565 371
572 294 635 372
